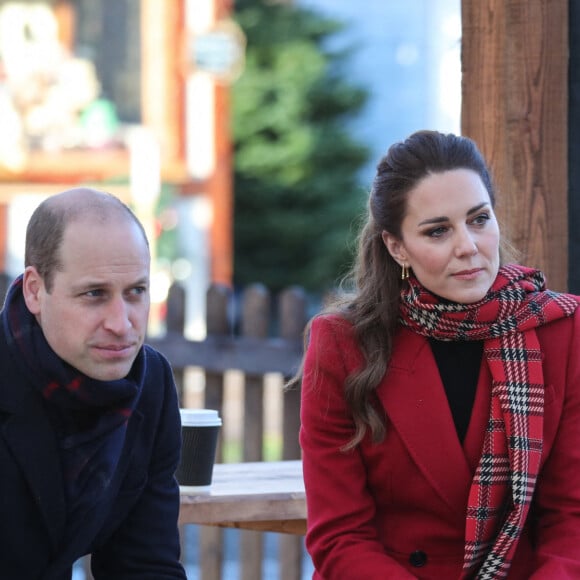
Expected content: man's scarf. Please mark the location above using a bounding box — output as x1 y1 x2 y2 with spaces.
1 275 144 524
399 264 578 579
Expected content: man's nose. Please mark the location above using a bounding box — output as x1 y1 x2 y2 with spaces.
103 297 132 334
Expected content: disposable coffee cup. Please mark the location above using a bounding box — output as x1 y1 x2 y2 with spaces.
176 408 222 492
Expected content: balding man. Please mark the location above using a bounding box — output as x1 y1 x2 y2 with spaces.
0 188 186 578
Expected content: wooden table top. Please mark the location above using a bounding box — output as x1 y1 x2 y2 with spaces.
178 460 306 535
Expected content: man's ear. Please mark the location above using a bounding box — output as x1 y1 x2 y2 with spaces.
22 266 43 315
381 230 407 266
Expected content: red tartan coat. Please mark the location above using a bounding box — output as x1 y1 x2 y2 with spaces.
300 309 580 579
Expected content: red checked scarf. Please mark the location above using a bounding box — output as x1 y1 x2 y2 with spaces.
399 264 578 579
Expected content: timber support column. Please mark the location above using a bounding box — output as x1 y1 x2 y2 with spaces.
461 0 569 291
211 0 235 287
185 0 243 288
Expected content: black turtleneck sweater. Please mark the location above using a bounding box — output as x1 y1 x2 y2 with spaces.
428 338 484 443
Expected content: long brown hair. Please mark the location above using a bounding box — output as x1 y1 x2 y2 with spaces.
290 130 500 449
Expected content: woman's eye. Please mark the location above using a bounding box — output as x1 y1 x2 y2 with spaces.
426 226 447 238
472 213 491 225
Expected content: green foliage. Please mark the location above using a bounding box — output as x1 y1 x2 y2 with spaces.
232 0 370 292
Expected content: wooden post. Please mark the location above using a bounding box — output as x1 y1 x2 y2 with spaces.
278 287 307 580
183 0 235 286
0 204 8 275
569 2 580 293
141 0 187 178
279 286 306 460
199 284 231 580
461 0 569 290
210 0 235 286
210 81 234 286
165 282 187 404
240 284 269 580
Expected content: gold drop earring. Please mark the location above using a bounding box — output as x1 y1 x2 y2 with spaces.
401 264 409 280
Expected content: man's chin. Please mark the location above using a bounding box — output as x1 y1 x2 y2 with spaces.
83 362 134 382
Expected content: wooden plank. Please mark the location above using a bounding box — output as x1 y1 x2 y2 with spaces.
0 204 7 273
198 526 223 580
200 284 230 580
208 520 305 535
568 2 580 293
145 334 303 376
0 150 131 184
179 461 306 522
200 374 226 578
140 0 187 179
0 183 132 203
461 0 569 290
280 533 306 580
279 288 307 580
199 371 225 580
179 481 306 525
241 286 269 580
208 0 235 287
165 282 186 404
210 83 234 286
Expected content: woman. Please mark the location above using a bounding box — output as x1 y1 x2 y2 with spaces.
296 130 580 578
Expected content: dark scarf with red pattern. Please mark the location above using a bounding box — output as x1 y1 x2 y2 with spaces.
399 264 578 579
1 275 144 524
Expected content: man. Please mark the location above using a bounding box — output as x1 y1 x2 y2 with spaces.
0 188 186 578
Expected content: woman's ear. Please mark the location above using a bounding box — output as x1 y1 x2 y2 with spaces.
381 230 407 266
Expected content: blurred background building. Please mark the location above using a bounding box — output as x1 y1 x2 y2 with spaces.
0 0 240 339
0 2 571 579
0 0 460 337
0 2 493 579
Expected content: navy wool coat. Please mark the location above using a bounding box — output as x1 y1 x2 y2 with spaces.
0 329 186 580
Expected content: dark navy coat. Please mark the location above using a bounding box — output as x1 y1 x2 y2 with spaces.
0 331 186 580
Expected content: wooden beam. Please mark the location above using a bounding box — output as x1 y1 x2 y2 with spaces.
0 183 132 205
210 84 233 286
569 1 580 293
461 0 569 291
209 0 235 287
140 0 188 181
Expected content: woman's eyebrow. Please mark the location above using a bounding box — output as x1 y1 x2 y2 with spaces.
418 202 490 226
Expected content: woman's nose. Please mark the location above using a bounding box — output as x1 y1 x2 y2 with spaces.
454 228 478 257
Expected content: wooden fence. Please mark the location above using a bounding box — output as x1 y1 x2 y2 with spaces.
147 281 309 580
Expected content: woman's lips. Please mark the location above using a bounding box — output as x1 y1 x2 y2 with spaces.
452 268 483 279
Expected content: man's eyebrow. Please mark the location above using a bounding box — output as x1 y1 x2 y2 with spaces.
132 277 149 287
71 281 108 293
418 202 490 226
71 276 149 293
